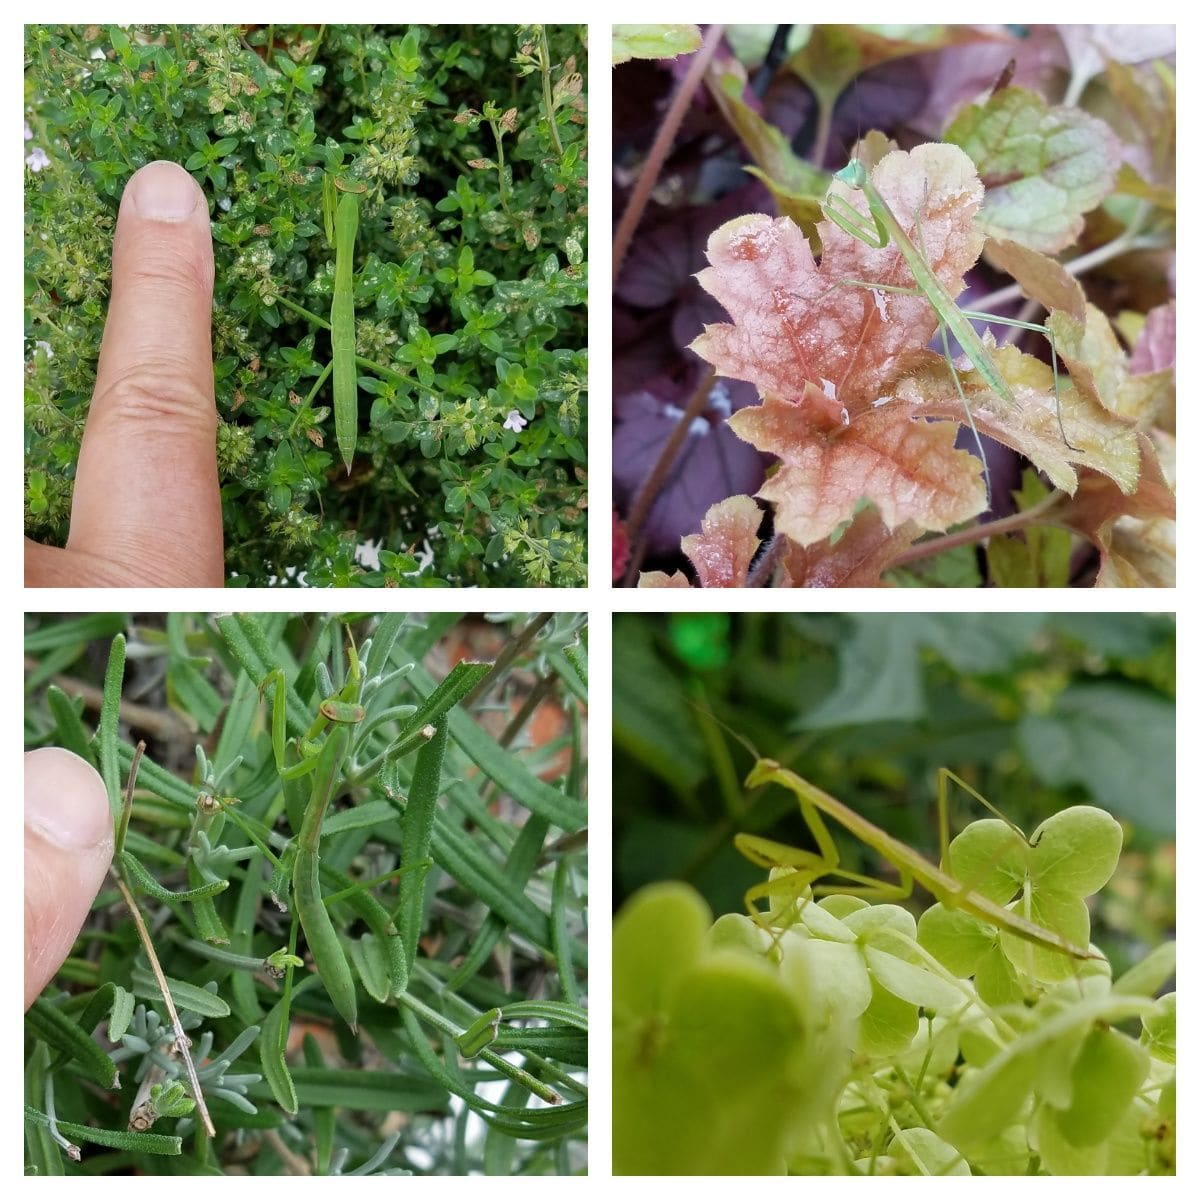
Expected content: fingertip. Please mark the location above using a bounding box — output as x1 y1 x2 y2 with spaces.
25 747 112 852
24 748 115 1009
127 159 205 224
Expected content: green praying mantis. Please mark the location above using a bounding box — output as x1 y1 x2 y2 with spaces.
733 755 1101 964
821 147 1076 497
271 168 367 476
257 631 434 1031
324 171 365 475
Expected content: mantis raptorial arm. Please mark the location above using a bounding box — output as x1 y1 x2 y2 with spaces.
258 630 365 782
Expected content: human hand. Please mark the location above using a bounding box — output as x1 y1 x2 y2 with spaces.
25 160 224 587
25 748 114 1010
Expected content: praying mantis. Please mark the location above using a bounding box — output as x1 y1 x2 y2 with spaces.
256 629 434 1031
734 756 1102 963
821 147 1075 495
269 169 367 478
323 170 367 475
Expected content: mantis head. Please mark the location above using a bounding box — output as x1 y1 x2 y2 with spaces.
834 158 869 190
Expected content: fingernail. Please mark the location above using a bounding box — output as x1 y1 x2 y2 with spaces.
130 160 201 222
25 748 112 851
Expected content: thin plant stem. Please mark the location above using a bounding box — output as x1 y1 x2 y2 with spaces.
621 368 717 586
539 27 563 158
613 24 725 286
972 230 1165 314
114 739 144 856
887 492 1064 569
810 96 834 168
464 613 553 707
22 659 190 740
113 875 216 1138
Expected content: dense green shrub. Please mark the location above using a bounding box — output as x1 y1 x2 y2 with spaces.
25 612 588 1174
25 25 587 586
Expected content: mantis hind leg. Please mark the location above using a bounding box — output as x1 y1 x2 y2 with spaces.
956 306 1079 452
935 767 1028 906
937 320 993 503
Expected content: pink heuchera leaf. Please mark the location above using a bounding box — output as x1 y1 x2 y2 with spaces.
638 569 693 588
1129 301 1175 376
679 495 762 586
690 144 996 543
781 510 920 587
688 142 1150 548
637 495 763 588
730 393 984 545
692 143 987 417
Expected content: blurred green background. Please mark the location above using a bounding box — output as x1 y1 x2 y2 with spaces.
613 612 1175 974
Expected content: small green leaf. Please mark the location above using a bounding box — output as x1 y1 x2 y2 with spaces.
1141 992 1175 1064
1113 940 1176 997
946 819 1028 903
945 86 1121 252
863 946 963 1012
940 1036 1041 1151
261 991 299 1115
890 1127 970 1176
1051 1027 1149 1146
120 851 229 902
612 24 701 64
129 966 230 1018
1029 806 1124 898
24 1105 181 1156
25 998 118 1089
856 975 918 1057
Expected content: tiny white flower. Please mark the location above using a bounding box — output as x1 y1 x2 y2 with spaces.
25 145 49 171
24 122 32 140
90 47 106 60
503 409 527 433
35 340 54 359
354 538 381 569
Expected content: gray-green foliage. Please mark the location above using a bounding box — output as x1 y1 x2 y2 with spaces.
24 612 588 1175
24 25 587 586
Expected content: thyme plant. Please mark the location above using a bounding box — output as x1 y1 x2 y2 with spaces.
25 25 587 586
